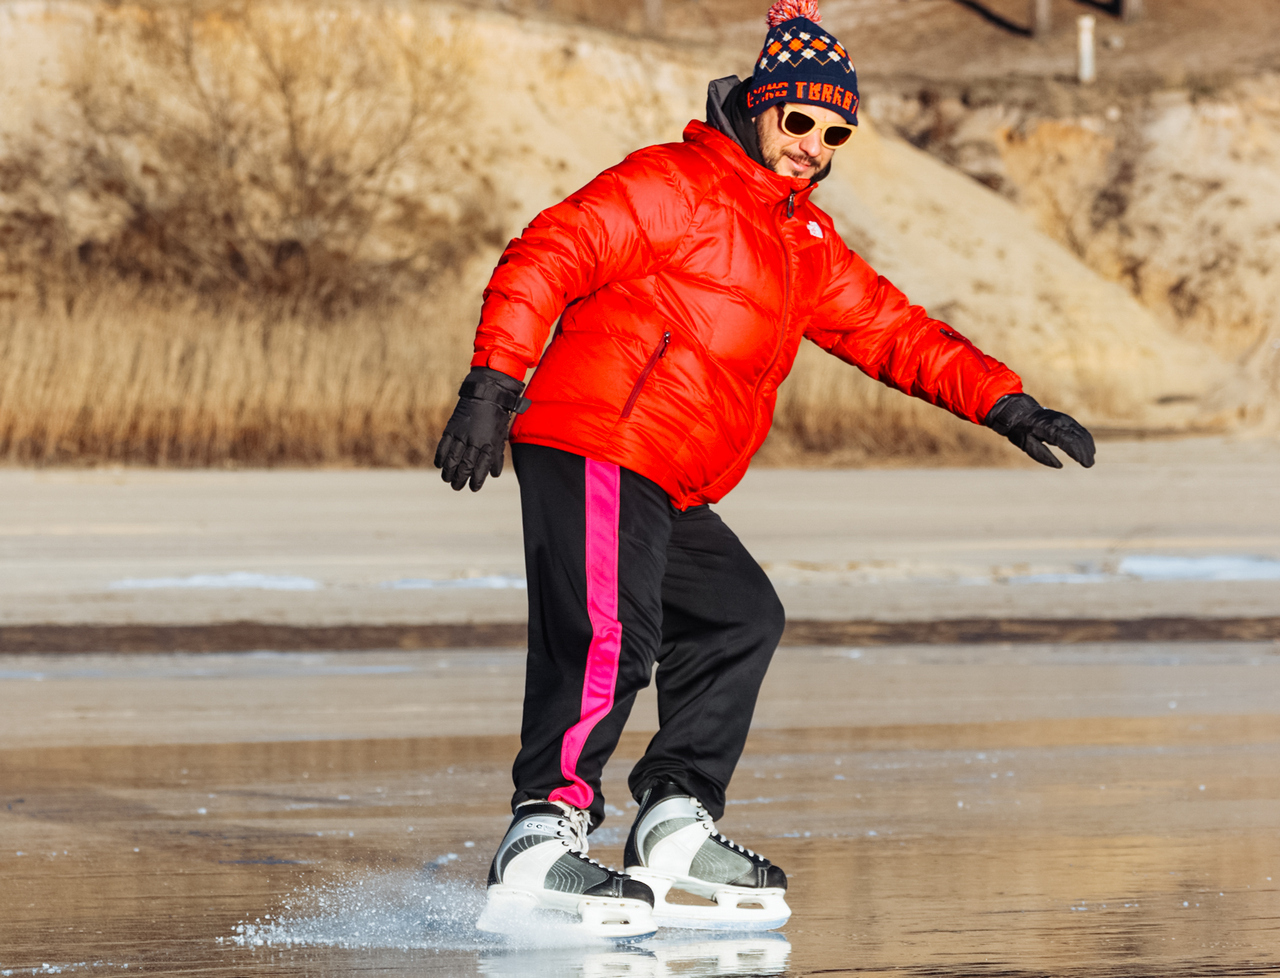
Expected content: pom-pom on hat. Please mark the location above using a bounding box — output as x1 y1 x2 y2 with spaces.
748 0 859 126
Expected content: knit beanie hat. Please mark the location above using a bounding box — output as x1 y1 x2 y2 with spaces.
747 0 859 125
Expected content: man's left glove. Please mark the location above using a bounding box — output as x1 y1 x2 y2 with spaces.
434 367 530 491
984 393 1096 469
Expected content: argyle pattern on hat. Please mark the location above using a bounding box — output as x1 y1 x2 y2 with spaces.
757 24 852 74
746 16 858 125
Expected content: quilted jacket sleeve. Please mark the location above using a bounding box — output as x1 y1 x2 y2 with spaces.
471 150 698 380
804 243 1022 424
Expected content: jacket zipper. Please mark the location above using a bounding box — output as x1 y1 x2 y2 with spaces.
786 190 796 218
939 326 992 373
620 331 671 418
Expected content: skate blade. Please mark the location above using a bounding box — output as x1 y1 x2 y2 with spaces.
627 871 791 932
476 885 658 944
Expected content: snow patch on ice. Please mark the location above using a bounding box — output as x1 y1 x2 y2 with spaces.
765 553 1280 586
109 572 320 591
1118 554 1280 581
382 575 527 589
1010 554 1280 584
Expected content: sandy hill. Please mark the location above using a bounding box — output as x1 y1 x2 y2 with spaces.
0 0 1264 465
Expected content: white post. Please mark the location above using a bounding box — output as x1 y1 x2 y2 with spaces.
645 0 664 35
1031 0 1052 38
1077 15 1096 84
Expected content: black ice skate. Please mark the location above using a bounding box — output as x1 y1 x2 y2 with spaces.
476 799 657 942
623 781 790 931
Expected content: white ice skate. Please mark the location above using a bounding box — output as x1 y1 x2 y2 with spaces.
624 782 791 931
477 799 657 943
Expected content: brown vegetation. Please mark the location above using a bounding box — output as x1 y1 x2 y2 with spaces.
0 275 1011 468
0 281 476 465
0 1 506 466
1 1 499 309
1 0 1261 468
0 0 1028 468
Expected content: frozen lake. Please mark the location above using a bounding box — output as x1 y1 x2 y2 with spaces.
2 642 1277 976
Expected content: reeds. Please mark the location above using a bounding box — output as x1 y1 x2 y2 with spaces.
0 281 1019 467
0 281 476 465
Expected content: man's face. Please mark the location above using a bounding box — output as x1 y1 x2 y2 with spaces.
755 102 846 180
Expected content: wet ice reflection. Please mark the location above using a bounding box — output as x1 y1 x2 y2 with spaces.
477 934 790 977
1 643 1277 976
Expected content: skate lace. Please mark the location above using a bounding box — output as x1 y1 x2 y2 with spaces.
692 798 762 861
554 811 616 873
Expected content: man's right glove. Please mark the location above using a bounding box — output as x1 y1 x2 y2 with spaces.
434 367 530 491
984 393 1096 469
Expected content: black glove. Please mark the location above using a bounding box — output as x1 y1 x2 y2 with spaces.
984 393 1096 469
434 367 529 491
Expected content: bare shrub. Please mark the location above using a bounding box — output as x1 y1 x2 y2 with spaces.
6 1 499 311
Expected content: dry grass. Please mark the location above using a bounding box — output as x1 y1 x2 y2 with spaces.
760 342 1019 467
0 282 1021 468
0 281 475 465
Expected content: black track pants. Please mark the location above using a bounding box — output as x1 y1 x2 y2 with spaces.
510 443 785 827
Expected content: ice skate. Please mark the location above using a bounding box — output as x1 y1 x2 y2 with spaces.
624 782 790 931
477 799 657 943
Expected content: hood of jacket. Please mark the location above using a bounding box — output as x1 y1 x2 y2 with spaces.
705 75 833 184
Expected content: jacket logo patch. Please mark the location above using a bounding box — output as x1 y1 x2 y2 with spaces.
807 221 823 239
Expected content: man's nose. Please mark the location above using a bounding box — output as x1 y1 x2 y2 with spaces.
798 130 823 158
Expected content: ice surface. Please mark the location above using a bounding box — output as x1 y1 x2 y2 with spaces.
381 576 527 589
0 965 131 976
229 861 631 951
476 933 790 977
0 652 417 682
227 858 794 972
1007 571 1112 584
109 572 320 591
95 556 1280 594
229 866 496 951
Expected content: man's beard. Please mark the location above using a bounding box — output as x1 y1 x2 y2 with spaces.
761 144 831 182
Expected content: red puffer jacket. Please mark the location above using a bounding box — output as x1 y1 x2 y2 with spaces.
472 120 1022 509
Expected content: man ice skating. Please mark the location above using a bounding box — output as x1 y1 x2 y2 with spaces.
435 0 1095 941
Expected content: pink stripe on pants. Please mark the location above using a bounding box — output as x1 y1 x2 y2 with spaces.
549 459 623 812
